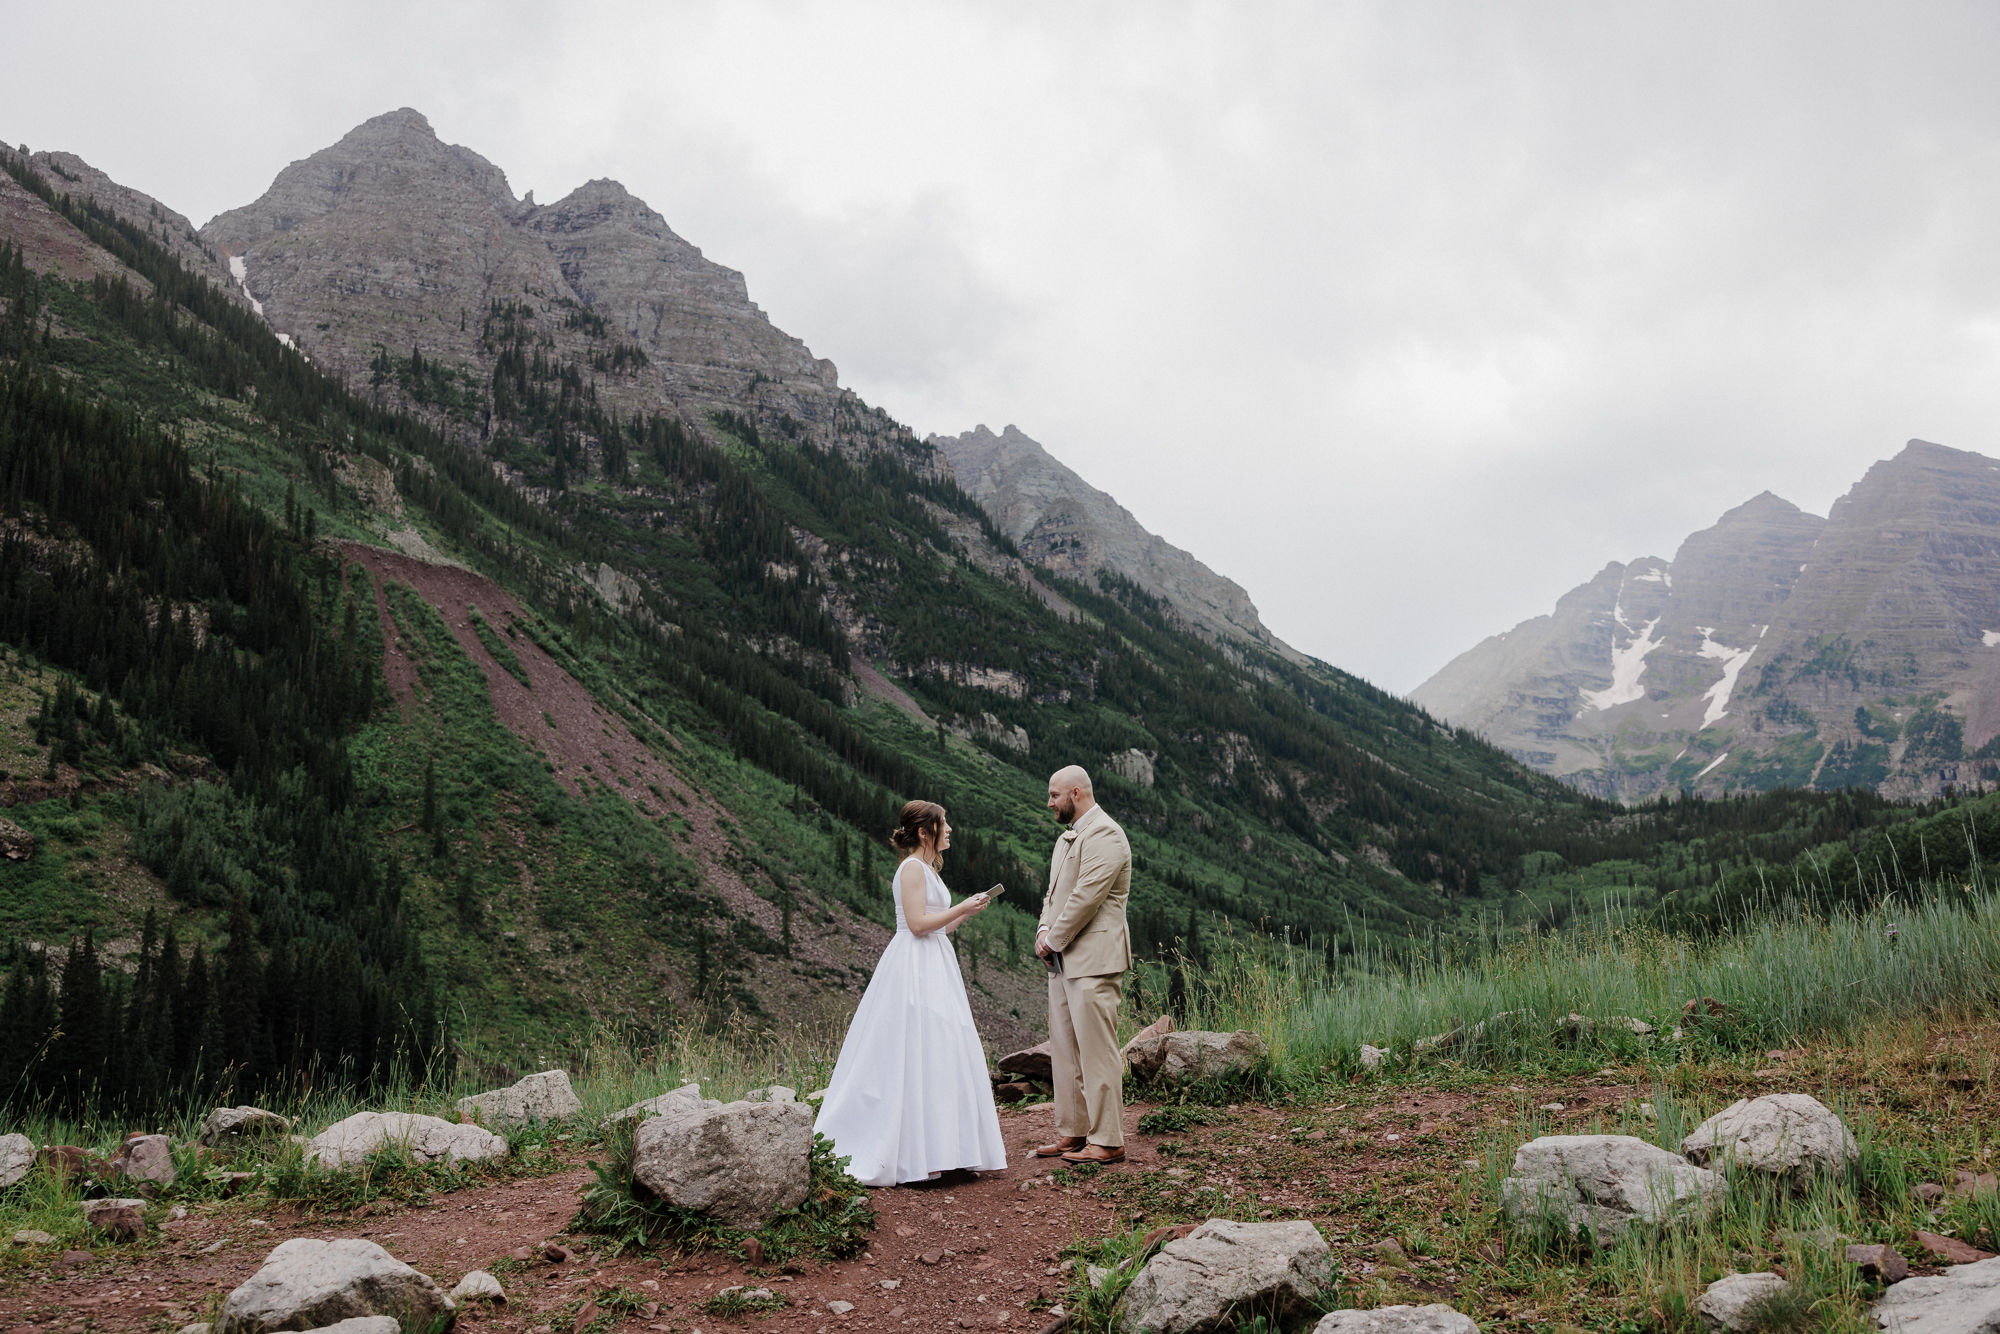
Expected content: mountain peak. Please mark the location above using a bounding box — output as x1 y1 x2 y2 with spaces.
350 107 436 140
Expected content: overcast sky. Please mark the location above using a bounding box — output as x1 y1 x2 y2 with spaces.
10 2 2000 691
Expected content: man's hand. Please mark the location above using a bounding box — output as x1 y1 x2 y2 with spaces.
1034 928 1053 960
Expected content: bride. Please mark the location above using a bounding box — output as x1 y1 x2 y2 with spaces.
814 800 1008 1187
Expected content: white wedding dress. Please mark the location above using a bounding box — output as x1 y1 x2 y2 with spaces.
814 857 1008 1186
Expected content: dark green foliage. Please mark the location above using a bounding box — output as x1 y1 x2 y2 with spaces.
467 606 531 688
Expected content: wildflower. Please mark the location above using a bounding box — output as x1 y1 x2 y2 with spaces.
1886 924 1900 945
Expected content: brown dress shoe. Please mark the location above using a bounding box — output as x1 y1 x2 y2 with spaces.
1061 1143 1126 1165
1034 1136 1087 1158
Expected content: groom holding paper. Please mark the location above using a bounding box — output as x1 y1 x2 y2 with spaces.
1033 764 1133 1165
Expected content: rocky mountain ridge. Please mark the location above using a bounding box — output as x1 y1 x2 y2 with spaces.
201 108 910 460
931 423 1300 660
1414 440 2000 799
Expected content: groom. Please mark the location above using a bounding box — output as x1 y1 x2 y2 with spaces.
1034 764 1132 1165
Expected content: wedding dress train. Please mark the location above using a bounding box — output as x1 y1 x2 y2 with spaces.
814 857 1008 1187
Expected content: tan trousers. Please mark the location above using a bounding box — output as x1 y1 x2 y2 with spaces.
1048 970 1124 1147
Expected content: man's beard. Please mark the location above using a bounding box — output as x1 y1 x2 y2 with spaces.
1053 797 1075 823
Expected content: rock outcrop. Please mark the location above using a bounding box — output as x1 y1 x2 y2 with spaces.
630 1099 814 1229
201 109 894 457
106 1133 175 1186
1680 1094 1857 1181
1500 1135 1727 1244
216 1238 453 1334
931 424 1300 661
1117 1218 1333 1333
456 1069 582 1128
305 1112 506 1170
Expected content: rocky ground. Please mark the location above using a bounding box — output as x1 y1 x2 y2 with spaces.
3 1022 1995 1334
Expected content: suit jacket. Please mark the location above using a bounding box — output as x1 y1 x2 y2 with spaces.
1039 804 1132 977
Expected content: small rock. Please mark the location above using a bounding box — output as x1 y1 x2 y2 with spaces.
0 1133 32 1187
167 1205 189 1221
197 1107 293 1148
1538 1102 1566 1113
603 1083 719 1127
1123 1030 1269 1086
59 1249 93 1267
215 1238 454 1334
742 1085 796 1103
1697 1272 1790 1331
631 1100 813 1229
0 817 36 860
294 1322 397 1334
919 1251 942 1265
1373 1238 1407 1265
993 1082 1036 1103
1683 996 1731 1020
1087 1264 1111 1289
1955 1170 2000 1198
36 1145 102 1182
1680 1094 1857 1181
105 1132 176 1186
449 1270 506 1303
1313 1307 1478 1333
10 1229 53 1246
1843 1243 1908 1283
879 1280 901 1290
1501 1135 1727 1245
543 1243 576 1263
1915 1229 1997 1263
1914 1181 1946 1202
1874 1255 2000 1330
827 1300 854 1315
1358 1045 1387 1070
1118 1218 1332 1333
996 1043 1053 1083
509 1247 532 1262
306 1111 506 1170
456 1069 583 1128
178 1324 211 1334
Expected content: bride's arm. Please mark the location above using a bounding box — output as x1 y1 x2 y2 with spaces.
899 861 988 937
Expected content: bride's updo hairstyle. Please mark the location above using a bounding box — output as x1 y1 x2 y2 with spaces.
890 800 946 854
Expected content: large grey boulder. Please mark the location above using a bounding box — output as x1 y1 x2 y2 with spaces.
455 1070 582 1128
0 1133 32 1187
1123 1031 1269 1087
1698 1273 1790 1331
1118 1218 1332 1333
215 1238 453 1334
1501 1135 1727 1245
297 1321 398 1334
1315 1306 1478 1333
1681 1094 1857 1181
199 1107 294 1148
107 1133 176 1185
1873 1255 2000 1333
997 1043 1054 1083
305 1113 506 1171
632 1100 814 1229
605 1082 719 1127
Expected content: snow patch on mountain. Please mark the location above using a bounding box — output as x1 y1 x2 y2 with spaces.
1983 630 2000 647
1696 751 1729 780
1579 600 1664 712
1696 626 1765 729
227 254 296 349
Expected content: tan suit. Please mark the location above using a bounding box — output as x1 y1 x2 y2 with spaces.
1038 804 1132 1147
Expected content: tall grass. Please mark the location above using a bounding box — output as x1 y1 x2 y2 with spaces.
1163 885 2000 1077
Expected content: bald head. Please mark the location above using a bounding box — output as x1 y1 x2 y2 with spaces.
1047 765 1096 824
1050 765 1094 794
